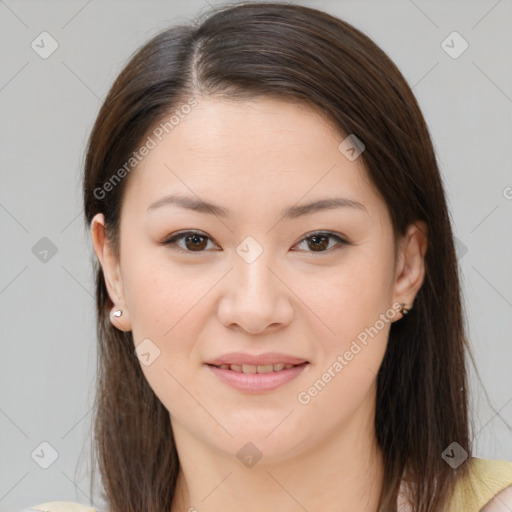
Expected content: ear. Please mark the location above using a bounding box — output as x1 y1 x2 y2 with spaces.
392 221 428 319
91 213 132 331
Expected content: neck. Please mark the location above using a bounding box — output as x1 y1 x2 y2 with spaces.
170 386 385 512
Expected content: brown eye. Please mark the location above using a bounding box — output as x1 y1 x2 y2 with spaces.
294 232 348 253
162 231 217 253
182 233 208 251
307 234 330 251
162 230 348 255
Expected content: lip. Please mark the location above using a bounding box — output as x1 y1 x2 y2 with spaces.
206 352 308 366
206 361 310 393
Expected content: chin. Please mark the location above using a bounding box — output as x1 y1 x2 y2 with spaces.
200 419 318 466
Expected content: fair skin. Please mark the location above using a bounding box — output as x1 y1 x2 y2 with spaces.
482 486 512 512
91 96 429 512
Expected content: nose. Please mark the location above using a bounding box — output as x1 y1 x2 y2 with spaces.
217 251 294 335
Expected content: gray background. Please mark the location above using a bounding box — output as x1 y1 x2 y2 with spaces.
1 0 511 510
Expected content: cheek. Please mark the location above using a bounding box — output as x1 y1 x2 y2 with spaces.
293 246 396 425
295 305 392 440
123 250 213 341
299 248 395 347
122 256 213 420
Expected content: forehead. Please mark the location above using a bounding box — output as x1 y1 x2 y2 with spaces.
122 96 378 217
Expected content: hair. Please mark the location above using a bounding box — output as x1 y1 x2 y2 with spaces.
82 2 480 511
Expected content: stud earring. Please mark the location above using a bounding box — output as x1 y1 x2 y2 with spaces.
399 303 410 316
112 309 123 318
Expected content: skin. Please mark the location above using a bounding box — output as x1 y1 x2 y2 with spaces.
91 96 428 512
482 486 512 511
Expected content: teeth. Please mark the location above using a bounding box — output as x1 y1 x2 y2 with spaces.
216 363 301 373
256 364 274 373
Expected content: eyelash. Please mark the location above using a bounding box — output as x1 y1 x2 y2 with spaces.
160 230 349 255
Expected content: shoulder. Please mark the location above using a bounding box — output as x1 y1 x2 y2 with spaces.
481 484 512 511
446 457 512 512
22 501 99 512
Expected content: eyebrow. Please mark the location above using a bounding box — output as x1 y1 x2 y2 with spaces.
147 193 367 219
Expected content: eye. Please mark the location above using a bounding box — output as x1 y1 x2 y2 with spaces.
161 230 349 254
161 230 219 253
292 231 349 253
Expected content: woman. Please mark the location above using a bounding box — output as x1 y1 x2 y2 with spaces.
25 2 512 511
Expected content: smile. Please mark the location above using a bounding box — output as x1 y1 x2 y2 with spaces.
211 362 299 373
206 362 309 393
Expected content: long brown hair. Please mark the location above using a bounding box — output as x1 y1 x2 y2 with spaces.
82 3 477 511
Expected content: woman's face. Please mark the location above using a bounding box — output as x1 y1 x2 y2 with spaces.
92 96 426 463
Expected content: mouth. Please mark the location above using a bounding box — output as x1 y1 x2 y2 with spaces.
205 361 310 393
207 362 307 373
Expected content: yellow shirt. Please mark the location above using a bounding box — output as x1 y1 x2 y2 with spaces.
445 457 512 511
25 457 512 512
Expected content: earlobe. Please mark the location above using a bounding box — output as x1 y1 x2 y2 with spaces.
109 306 132 332
392 221 428 317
